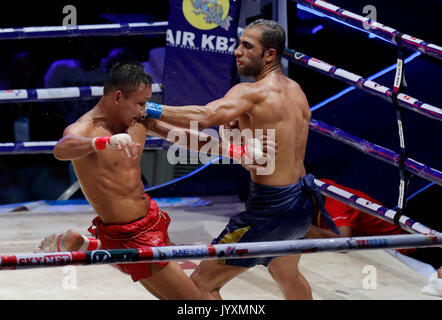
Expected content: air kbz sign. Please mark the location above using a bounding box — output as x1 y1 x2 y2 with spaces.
163 0 241 105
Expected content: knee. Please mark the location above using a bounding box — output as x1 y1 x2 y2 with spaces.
190 268 206 290
268 262 300 278
190 268 220 297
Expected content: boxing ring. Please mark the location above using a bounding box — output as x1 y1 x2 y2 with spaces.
0 1 441 299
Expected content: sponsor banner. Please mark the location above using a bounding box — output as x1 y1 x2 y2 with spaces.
15 253 72 267
86 249 140 264
0 89 28 100
163 0 241 105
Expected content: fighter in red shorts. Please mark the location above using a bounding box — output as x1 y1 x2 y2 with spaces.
36 61 272 299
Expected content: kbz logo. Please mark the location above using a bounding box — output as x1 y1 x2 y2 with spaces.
167 30 237 53
167 0 237 54
183 0 233 31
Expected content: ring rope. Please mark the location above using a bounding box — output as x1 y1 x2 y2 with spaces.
0 84 162 104
294 0 442 61
0 13 438 245
0 16 438 121
1 24 438 123
283 48 442 122
1 233 440 270
2 132 438 235
0 22 168 40
2 51 434 123
0 137 167 155
1 117 440 186
315 179 439 235
309 118 442 186
1 2 440 61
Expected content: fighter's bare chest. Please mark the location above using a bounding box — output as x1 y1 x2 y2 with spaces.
238 113 252 129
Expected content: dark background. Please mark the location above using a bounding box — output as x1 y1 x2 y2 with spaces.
284 0 442 237
0 0 440 239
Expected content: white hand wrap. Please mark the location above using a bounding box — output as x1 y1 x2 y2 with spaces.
91 133 133 151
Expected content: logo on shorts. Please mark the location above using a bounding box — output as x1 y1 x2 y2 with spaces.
183 0 233 31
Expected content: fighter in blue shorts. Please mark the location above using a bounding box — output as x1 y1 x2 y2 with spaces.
149 19 339 299
212 174 339 268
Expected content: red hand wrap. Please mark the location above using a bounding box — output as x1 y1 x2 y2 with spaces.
94 136 111 151
229 144 245 159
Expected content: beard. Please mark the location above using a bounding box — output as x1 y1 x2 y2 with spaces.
237 60 264 77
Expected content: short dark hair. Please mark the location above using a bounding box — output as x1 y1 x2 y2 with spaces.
103 61 153 97
246 19 286 62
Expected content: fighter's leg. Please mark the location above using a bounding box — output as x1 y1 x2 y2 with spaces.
138 272 166 300
138 262 209 300
190 260 248 300
267 254 313 300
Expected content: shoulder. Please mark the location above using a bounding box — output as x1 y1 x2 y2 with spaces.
226 82 265 103
284 77 310 112
284 78 307 102
63 115 95 137
226 82 255 95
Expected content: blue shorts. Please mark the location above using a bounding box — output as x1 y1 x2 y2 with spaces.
212 174 338 268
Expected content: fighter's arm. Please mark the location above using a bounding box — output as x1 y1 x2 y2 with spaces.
142 117 229 155
143 118 271 162
53 122 140 161
53 122 97 161
148 83 258 130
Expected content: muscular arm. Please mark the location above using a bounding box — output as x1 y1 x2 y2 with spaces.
55 122 140 161
53 123 95 161
158 83 256 130
143 118 229 156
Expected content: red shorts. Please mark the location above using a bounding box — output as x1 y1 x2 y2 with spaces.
88 196 171 282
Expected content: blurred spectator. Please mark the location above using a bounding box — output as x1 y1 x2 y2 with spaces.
43 39 107 125
103 47 136 73
43 43 143 125
142 46 165 84
4 51 43 143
